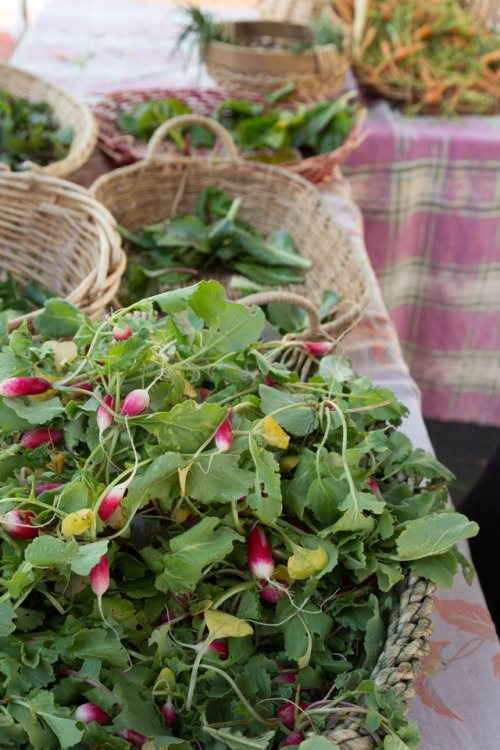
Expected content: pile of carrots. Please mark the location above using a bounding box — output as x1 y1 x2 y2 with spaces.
333 0 500 115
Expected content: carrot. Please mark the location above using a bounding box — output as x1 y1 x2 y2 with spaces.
423 81 447 104
394 42 425 63
359 26 377 56
416 24 433 40
333 0 353 23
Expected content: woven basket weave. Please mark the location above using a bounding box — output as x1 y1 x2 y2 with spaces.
90 114 370 342
203 20 348 99
0 61 98 178
92 87 367 187
258 0 341 25
460 0 500 28
0 172 126 331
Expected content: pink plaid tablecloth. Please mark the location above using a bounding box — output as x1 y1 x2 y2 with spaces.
342 99 500 426
8 2 500 747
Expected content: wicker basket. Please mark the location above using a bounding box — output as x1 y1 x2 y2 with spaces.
203 20 349 99
0 172 126 332
90 114 370 342
258 0 340 25
0 61 98 178
351 0 500 115
92 87 367 186
460 0 500 28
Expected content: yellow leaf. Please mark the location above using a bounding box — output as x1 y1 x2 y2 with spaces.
204 610 254 639
107 506 127 529
287 544 329 580
46 451 65 475
29 367 59 402
174 505 190 523
61 509 96 538
155 667 176 689
183 378 198 398
262 417 290 450
272 564 295 585
189 599 213 616
46 340 78 371
178 464 192 498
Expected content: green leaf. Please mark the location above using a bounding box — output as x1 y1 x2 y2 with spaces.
135 280 226 325
259 385 318 436
0 399 31 431
0 348 30 381
70 540 109 576
57 481 90 515
363 594 385 667
61 628 129 668
396 513 479 561
410 551 458 588
9 321 32 356
248 436 282 523
112 673 166 737
139 401 225 453
0 599 17 636
3 396 65 425
36 714 83 749
126 453 187 507
157 517 242 594
186 454 255 503
202 303 266 354
33 298 85 337
297 737 336 750
403 449 455 481
24 536 79 566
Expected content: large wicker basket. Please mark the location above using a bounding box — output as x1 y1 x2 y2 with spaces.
0 61 98 178
92 87 367 186
90 114 370 342
258 0 341 25
0 172 126 331
460 0 500 28
203 20 349 99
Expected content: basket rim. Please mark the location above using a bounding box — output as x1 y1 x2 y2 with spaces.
91 86 367 183
0 60 98 177
0 171 126 330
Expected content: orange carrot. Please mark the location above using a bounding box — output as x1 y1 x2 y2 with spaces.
394 42 425 63
417 25 433 40
359 26 377 56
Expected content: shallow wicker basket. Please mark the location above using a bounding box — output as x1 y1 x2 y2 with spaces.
203 20 349 99
92 87 367 186
0 61 98 178
0 172 126 331
90 114 370 342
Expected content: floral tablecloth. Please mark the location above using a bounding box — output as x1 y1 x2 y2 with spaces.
9 1 500 746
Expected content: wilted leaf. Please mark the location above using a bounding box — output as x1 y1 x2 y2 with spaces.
205 610 254 639
61 509 96 538
262 416 290 449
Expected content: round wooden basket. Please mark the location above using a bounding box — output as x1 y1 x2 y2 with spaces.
92 87 367 186
203 20 349 99
0 172 126 332
0 61 98 178
90 114 370 343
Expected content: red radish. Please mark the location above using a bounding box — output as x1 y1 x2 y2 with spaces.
0 377 51 398
264 375 280 387
206 641 229 661
278 702 309 730
70 380 94 395
215 409 234 452
273 669 297 685
161 697 177 728
118 729 148 747
198 387 211 401
248 525 274 580
301 341 332 356
34 483 64 496
259 580 289 603
72 702 110 725
120 389 150 417
282 731 304 746
97 394 115 436
112 323 133 342
2 509 38 539
367 478 378 492
98 483 126 524
90 554 109 598
21 427 63 449
237 497 251 518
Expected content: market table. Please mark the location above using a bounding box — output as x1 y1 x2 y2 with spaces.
8 1 500 747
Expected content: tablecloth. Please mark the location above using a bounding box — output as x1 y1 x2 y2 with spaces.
8 2 500 747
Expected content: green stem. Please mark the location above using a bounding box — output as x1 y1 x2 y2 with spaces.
212 581 255 611
199 664 276 727
0 444 22 461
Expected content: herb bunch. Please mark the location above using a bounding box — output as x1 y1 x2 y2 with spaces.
0 91 73 170
0 282 477 749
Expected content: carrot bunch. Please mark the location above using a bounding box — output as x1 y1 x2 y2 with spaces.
335 0 500 115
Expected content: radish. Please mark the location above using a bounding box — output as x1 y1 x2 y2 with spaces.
215 409 234 452
72 702 110 725
0 377 51 398
70 380 94 395
120 389 150 417
34 483 64 496
161 697 177 728
97 394 115 436
264 375 280 387
301 341 332 356
2 509 38 539
89 554 109 598
21 427 63 449
259 580 289 603
98 483 127 524
198 387 211 401
278 702 308 730
206 641 229 661
273 668 297 685
112 323 133 342
248 525 274 580
282 731 305 746
118 729 148 747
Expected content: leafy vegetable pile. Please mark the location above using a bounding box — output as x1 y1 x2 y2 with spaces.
117 92 359 164
0 272 55 319
0 92 73 171
0 282 477 749
118 187 314 306
347 0 500 115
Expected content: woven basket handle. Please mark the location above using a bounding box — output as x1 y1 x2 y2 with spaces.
146 114 240 162
238 291 321 335
353 0 368 54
